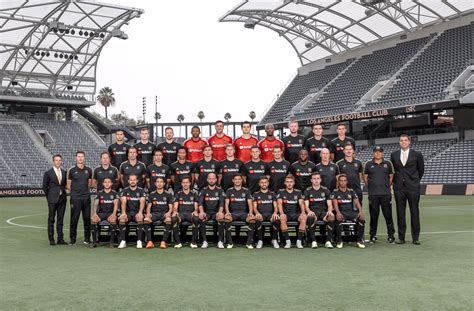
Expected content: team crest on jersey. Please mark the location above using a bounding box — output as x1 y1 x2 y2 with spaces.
109 170 113 174
330 167 334 171
383 164 388 168
354 163 358 168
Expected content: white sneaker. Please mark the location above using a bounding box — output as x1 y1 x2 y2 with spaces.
118 240 126 249
336 242 343 249
136 240 143 249
284 240 291 249
217 241 225 249
271 239 280 249
174 243 183 249
201 241 208 249
311 241 318 249
226 244 234 249
296 240 304 249
256 240 263 249
190 243 198 249
246 244 254 249
357 241 366 249
325 241 333 249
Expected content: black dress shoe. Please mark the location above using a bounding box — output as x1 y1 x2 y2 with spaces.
57 240 67 245
49 240 56 246
395 240 405 244
388 237 395 244
413 240 421 245
70 240 76 245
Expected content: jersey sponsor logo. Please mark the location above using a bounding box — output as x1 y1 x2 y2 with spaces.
337 199 352 204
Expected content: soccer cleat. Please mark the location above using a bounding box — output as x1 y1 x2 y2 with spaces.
136 240 143 249
256 240 263 249
336 242 343 249
90 242 98 248
118 240 127 249
201 241 209 249
190 243 198 249
357 241 366 249
271 239 280 249
83 240 90 245
174 243 183 249
325 241 333 249
160 241 168 249
146 241 155 249
49 240 56 246
284 240 291 249
217 241 225 249
369 236 377 243
57 240 67 245
246 244 254 249
388 237 395 244
296 240 303 249
311 241 318 249
226 244 234 249
412 240 421 245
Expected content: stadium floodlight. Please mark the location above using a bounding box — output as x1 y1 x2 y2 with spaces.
305 41 313 48
244 19 257 29
48 21 67 32
111 28 129 40
11 81 18 86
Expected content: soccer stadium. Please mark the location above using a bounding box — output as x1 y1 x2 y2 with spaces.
0 0 473 310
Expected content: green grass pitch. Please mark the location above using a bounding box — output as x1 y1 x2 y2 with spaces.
0 196 473 310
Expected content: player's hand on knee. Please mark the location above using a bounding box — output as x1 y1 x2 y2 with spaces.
216 211 224 221
358 212 365 222
135 214 144 222
255 213 263 221
119 214 128 223
91 214 100 224
198 212 206 220
326 211 334 218
307 211 315 218
271 213 280 222
107 214 117 224
144 213 152 223
336 213 343 222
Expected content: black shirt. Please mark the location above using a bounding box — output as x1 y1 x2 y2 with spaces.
157 141 182 166
148 190 173 214
266 159 290 193
96 190 119 214
331 137 356 163
253 190 277 215
282 134 305 164
193 158 220 190
134 141 156 166
67 165 93 200
146 163 170 192
93 165 119 191
289 161 316 191
243 160 267 194
219 159 244 190
364 159 394 196
119 161 147 188
336 158 363 191
314 162 340 191
174 190 198 214
198 187 225 214
303 186 331 212
225 187 252 213
304 136 331 165
120 186 145 213
108 142 131 169
170 160 194 192
331 188 358 214
277 189 303 215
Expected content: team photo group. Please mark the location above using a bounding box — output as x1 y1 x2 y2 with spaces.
43 120 425 250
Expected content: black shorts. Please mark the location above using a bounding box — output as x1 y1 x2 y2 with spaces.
231 212 247 222
151 212 166 223
125 211 138 222
312 210 328 221
339 210 358 222
177 212 196 223
259 212 273 222
97 212 114 223
286 212 300 222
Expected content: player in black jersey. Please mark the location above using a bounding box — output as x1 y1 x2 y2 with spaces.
156 127 182 166
146 149 170 192
304 123 331 165
304 172 334 249
134 127 156 166
193 145 219 191
224 173 255 249
197 172 226 248
170 147 194 193
277 175 306 249
117 175 146 249
332 174 365 249
336 144 364 202
171 176 200 249
266 145 290 193
119 147 147 188
242 146 268 194
92 151 120 191
289 149 316 191
90 177 119 248
252 176 280 249
144 177 173 249
108 129 131 171
218 144 244 191
331 123 356 163
282 120 305 164
314 148 340 191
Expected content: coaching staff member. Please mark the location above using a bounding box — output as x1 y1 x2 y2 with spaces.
42 154 67 245
391 134 424 245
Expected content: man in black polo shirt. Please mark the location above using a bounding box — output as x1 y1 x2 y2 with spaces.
156 127 182 166
336 144 363 202
304 172 334 249
197 172 226 249
266 145 289 193
170 147 194 193
242 146 268 194
146 149 170 193
108 129 130 170
90 177 119 248
119 147 146 188
253 176 280 249
277 175 306 249
218 144 244 191
331 123 356 163
171 176 199 249
332 174 365 249
304 123 331 165
93 151 120 191
134 127 156 166
67 150 93 245
289 149 316 191
364 146 395 244
282 120 305 164
314 148 340 191
117 175 146 249
224 174 255 249
193 145 219 191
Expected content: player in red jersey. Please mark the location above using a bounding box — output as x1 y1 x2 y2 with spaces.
183 126 207 163
234 121 259 163
258 123 284 162
208 120 233 161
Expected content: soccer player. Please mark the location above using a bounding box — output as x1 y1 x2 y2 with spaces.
108 129 131 169
252 176 280 249
277 175 306 249
67 150 93 245
258 123 284 162
117 174 146 249
282 120 305 164
364 146 395 244
208 120 233 161
197 172 226 248
119 147 147 188
234 121 259 163
218 144 244 191
144 177 174 249
224 174 255 249
134 127 156 166
266 145 290 193
314 148 340 191
170 147 194 193
289 149 316 191
331 123 356 163
304 172 334 249
332 174 365 249
336 144 363 202
146 149 171 193
171 176 200 249
193 145 219 191
90 177 119 248
304 123 331 165
92 151 120 191
156 127 182 166
242 146 268 194
183 126 207 163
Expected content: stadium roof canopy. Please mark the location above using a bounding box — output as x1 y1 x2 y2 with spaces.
220 0 474 65
0 0 143 100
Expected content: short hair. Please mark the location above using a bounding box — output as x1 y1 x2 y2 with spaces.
102 176 113 183
177 147 187 153
181 175 192 183
400 134 411 141
215 120 224 126
128 174 138 180
272 145 282 151
154 176 166 183
312 123 323 129
225 144 235 150
251 145 260 150
311 172 321 178
52 154 62 160
203 145 212 151
153 149 163 155
265 123 274 129
337 123 346 128
100 151 110 158
338 174 347 180
285 174 295 181
241 121 251 128
140 127 149 133
76 150 85 156
128 147 137 154
259 176 269 182
344 144 354 150
115 129 124 134
165 127 173 132
207 172 217 178
191 125 200 131
288 120 298 127
232 173 243 179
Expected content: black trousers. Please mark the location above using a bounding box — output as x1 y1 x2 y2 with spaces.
368 195 394 239
394 190 420 241
47 201 66 241
70 198 91 242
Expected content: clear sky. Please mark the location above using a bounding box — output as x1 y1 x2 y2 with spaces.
91 0 300 124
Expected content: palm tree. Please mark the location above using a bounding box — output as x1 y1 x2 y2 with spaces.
224 112 232 134
177 114 184 137
197 111 205 132
96 86 115 120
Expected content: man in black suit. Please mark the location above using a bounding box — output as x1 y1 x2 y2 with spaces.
42 154 67 245
390 134 424 245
